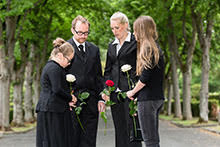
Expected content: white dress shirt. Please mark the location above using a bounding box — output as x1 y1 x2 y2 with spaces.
73 37 86 52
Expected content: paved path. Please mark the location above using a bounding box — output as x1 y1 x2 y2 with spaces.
1 110 220 147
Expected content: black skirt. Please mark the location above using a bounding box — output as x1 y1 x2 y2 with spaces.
36 111 75 147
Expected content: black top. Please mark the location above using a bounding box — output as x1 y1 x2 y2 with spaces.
138 48 165 101
36 60 72 112
104 34 138 91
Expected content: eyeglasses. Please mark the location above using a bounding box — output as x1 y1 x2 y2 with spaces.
74 29 90 36
64 56 71 64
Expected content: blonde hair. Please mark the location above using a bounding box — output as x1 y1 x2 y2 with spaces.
110 11 130 31
71 15 90 29
133 16 159 75
49 38 74 59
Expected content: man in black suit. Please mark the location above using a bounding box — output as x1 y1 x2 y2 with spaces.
67 15 105 147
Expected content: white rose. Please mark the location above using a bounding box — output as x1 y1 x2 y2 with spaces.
66 74 76 82
121 64 132 72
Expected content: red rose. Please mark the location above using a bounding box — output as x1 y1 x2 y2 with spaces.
105 80 114 87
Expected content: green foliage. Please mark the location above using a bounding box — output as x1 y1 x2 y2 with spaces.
129 99 138 116
75 92 90 115
13 42 21 66
191 84 201 99
78 92 90 102
163 98 220 117
100 111 107 123
105 100 115 107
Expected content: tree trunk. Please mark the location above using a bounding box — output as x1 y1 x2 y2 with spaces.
182 70 192 120
199 44 209 122
11 81 24 126
0 13 18 130
167 13 182 118
192 10 213 123
11 40 29 126
0 19 11 130
24 46 34 122
167 84 173 116
33 67 41 118
181 2 197 120
171 56 182 118
0 62 11 130
33 50 42 118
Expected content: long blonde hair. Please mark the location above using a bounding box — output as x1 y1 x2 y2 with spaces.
133 16 159 75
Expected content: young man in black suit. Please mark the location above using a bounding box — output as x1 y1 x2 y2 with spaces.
67 15 105 147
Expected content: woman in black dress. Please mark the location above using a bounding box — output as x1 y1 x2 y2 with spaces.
102 12 142 147
36 38 77 147
127 16 165 147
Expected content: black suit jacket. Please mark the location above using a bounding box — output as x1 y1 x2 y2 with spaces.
104 34 138 92
67 38 103 112
36 61 72 113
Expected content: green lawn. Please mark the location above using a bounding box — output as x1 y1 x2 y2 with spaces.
11 122 36 133
159 114 218 127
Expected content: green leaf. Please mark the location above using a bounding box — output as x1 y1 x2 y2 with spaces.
105 100 116 106
102 89 110 96
75 107 82 115
79 102 86 106
120 92 127 99
109 86 116 92
80 92 90 99
100 112 107 123
78 92 90 101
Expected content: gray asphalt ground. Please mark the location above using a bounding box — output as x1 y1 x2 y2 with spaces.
1 109 220 147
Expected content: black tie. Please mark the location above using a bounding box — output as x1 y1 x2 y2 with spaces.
78 45 84 53
78 45 85 59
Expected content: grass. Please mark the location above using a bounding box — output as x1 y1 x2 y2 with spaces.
159 114 219 127
206 126 220 132
11 122 36 133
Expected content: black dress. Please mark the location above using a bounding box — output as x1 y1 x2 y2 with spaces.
36 60 74 147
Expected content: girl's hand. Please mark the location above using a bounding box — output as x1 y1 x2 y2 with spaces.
126 90 135 100
71 94 77 104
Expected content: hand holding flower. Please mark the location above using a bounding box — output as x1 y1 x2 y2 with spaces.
126 90 135 100
101 80 116 105
101 93 110 101
98 101 106 112
100 80 116 135
66 74 89 133
71 94 77 104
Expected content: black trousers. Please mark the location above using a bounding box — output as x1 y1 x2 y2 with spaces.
111 93 142 147
138 100 164 147
71 95 99 147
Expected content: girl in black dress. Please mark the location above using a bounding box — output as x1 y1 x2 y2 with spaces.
36 38 77 147
127 16 165 147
